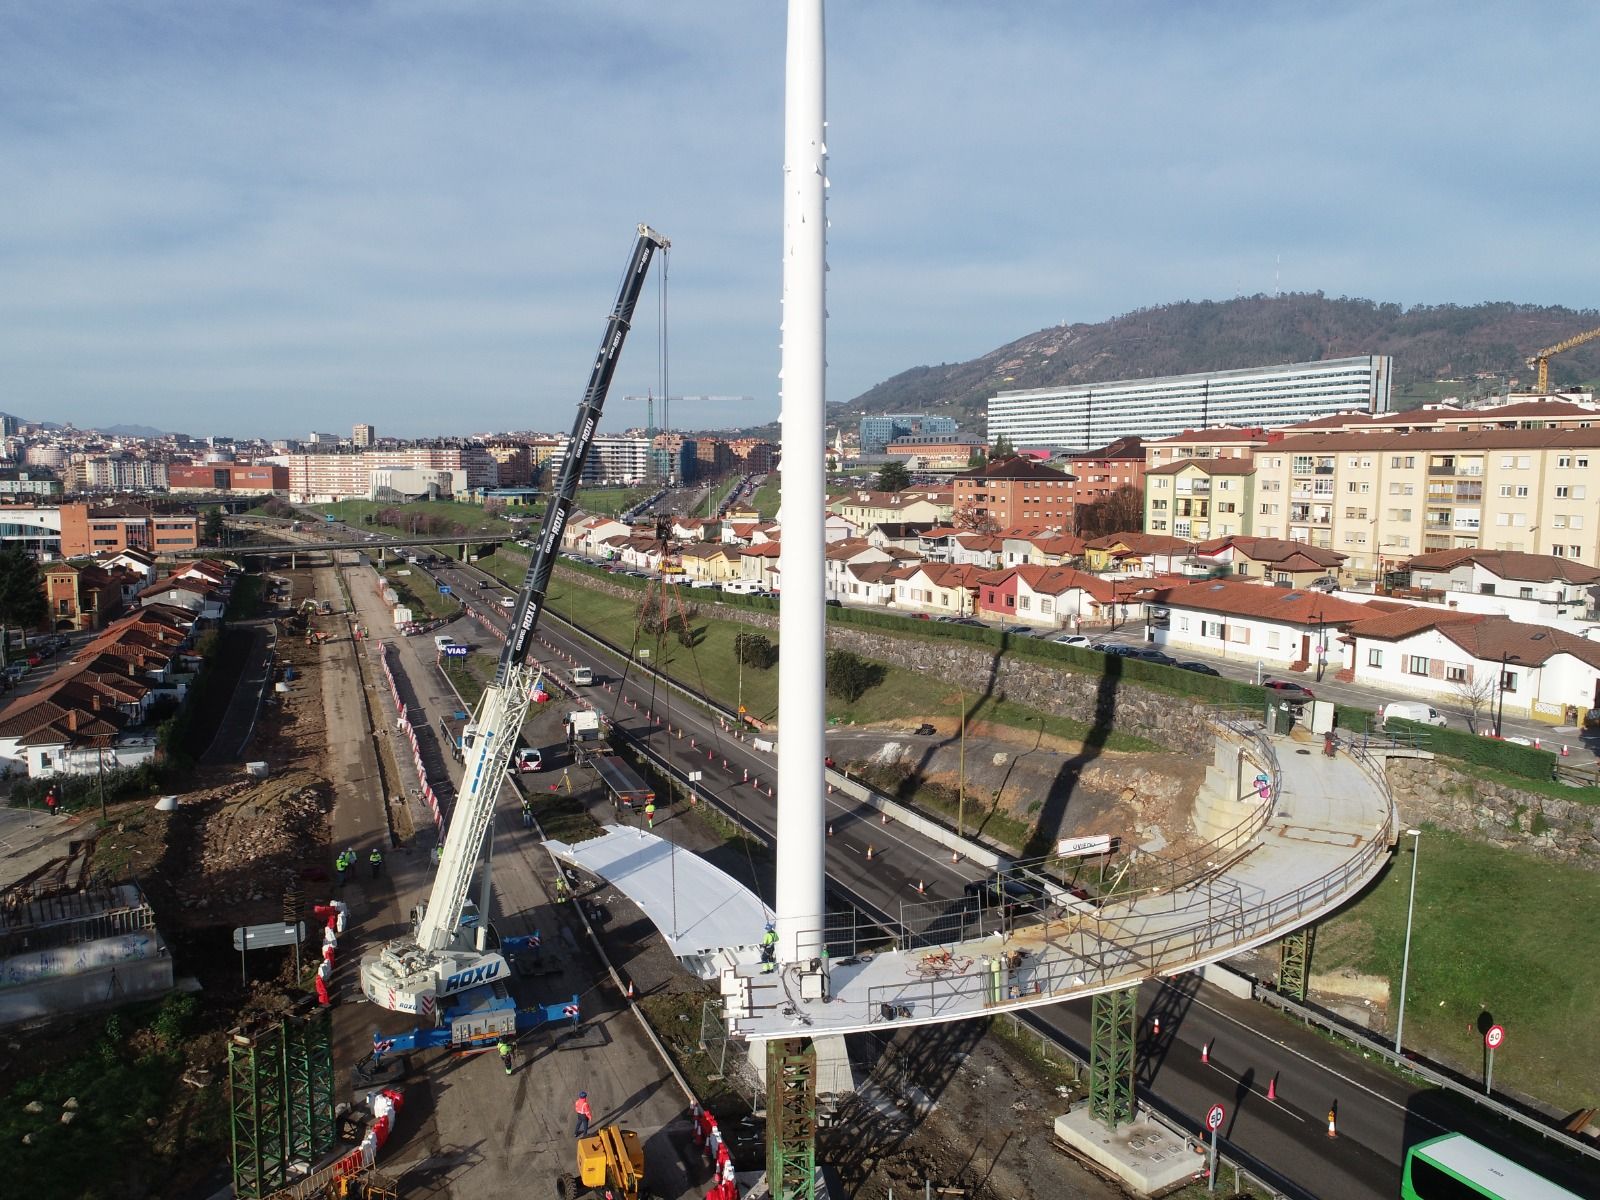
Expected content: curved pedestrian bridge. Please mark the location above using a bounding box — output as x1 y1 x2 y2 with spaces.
724 719 1398 1042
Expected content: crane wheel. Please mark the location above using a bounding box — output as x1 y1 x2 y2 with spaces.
559 1174 578 1200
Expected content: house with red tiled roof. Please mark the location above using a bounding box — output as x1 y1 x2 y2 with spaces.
737 540 783 588
892 562 983 619
563 515 630 558
1193 536 1347 587
1082 532 1197 574
1345 610 1600 726
1002 531 1086 568
678 542 739 585
836 559 909 608
137 574 225 620
42 562 124 633
1144 458 1257 542
950 533 1005 569
989 566 1145 630
1153 579 1374 671
1400 549 1600 623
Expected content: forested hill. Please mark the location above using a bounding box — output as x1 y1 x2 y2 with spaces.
845 295 1600 420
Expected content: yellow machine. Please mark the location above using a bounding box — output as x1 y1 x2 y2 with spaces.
563 1126 648 1200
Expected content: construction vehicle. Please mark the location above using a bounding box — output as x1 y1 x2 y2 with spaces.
565 709 610 764
358 986 579 1078
359 224 670 1019
592 753 654 812
1527 325 1600 393
562 1125 649 1200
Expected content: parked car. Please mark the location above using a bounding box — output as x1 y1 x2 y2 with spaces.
912 723 937 736
499 596 515 609
1308 576 1340 593
1127 647 1176 666
1379 701 1447 727
1093 642 1141 657
1263 679 1315 702
998 624 1037 637
1050 633 1093 647
514 747 543 772
1175 661 1222 676
949 617 986 628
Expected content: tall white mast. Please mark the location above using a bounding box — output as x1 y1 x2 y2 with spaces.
775 0 828 965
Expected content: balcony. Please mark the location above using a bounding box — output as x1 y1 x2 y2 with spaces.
1177 481 1211 495
1427 464 1458 477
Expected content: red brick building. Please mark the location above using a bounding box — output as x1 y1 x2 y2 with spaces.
950 457 1076 535
57 503 200 558
167 462 289 493
42 562 124 632
1063 436 1147 508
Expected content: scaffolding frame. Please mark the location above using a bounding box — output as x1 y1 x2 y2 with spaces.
1280 925 1314 1003
765 1038 817 1200
229 1022 289 1200
1089 985 1137 1130
284 1006 336 1166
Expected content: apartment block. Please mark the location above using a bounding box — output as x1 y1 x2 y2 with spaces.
57 503 199 558
284 448 495 502
168 463 289 493
1251 428 1600 574
1145 459 1256 541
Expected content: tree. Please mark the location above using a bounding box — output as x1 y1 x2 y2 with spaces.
950 502 1000 536
734 632 778 670
0 545 48 659
1451 671 1498 733
826 649 886 703
988 434 1014 460
203 508 226 544
1074 484 1145 539
967 448 988 469
875 461 911 493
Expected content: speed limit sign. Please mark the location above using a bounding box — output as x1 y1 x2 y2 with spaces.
1206 1103 1225 1131
1484 1024 1505 1049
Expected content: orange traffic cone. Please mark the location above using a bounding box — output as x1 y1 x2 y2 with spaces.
827 823 834 837
1327 1106 1337 1138
880 812 889 826
915 879 925 894
1152 1015 1162 1036
1201 1041 1209 1064
1267 1073 1278 1102
626 979 635 1000
866 845 875 861
949 849 959 864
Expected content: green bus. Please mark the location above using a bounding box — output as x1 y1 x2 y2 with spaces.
1402 1133 1584 1199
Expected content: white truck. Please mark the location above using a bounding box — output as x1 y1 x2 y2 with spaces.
565 709 609 763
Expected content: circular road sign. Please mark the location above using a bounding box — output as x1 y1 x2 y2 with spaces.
1206 1103 1226 1131
1485 1024 1506 1050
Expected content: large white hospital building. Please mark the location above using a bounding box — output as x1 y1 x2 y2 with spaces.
986 356 1392 452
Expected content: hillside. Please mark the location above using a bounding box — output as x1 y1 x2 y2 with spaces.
845 295 1600 422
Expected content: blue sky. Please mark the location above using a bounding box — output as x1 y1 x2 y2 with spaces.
3 2 1595 440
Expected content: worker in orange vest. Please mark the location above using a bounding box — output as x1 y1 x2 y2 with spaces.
573 1091 592 1138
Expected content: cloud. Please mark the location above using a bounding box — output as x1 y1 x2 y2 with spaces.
1 1 1595 437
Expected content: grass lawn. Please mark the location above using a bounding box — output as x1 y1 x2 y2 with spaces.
379 565 463 621
442 650 497 709
575 486 649 517
538 576 1158 753
313 498 518 538
1314 826 1600 1110
748 476 780 519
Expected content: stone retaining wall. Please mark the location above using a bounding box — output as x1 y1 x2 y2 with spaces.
1386 757 1600 864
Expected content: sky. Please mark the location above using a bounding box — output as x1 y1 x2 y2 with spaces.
3 1 1596 441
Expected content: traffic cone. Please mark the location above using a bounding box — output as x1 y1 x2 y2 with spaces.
626 979 635 1000
827 824 834 837
1152 1015 1161 1036
949 849 959 864
866 845 874 861
1326 1106 1337 1138
1267 1073 1278 1102
880 812 889 826
1201 1040 1209 1064
1562 743 1569 757
915 879 925 894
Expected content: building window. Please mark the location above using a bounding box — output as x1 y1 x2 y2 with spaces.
1445 665 1468 683
1501 670 1519 693
1201 619 1224 639
1406 655 1429 675
1368 648 1383 668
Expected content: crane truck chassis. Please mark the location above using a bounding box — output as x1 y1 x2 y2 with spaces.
359 224 669 1018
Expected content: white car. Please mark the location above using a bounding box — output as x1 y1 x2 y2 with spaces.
1050 633 1093 648
499 596 515 609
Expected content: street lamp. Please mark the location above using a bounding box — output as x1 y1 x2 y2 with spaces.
1394 828 1422 1053
1494 652 1522 738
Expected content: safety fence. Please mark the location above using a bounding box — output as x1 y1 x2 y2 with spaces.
376 642 449 834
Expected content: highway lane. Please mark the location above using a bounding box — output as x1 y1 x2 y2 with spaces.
424 556 1600 1200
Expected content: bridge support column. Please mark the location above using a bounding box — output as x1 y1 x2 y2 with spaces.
1279 925 1314 1003
1089 986 1137 1130
766 1038 817 1200
229 1020 288 1199
284 1005 336 1168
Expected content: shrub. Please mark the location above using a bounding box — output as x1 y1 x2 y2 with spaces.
734 633 778 669
826 649 886 703
1388 718 1557 781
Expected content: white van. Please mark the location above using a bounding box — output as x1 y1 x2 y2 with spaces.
571 666 594 686
1379 701 1447 727
433 635 455 652
499 596 515 609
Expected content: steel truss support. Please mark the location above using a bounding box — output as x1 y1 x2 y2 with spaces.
766 1038 817 1200
1280 925 1314 1003
228 1022 288 1199
284 1004 336 1165
1089 986 1137 1130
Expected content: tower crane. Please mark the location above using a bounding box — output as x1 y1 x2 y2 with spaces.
360 224 670 1017
1527 326 1600 394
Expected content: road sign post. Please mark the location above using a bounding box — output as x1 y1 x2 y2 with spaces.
1205 1103 1225 1193
233 922 305 984
1484 1024 1505 1094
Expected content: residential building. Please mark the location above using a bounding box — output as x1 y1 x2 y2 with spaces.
284 448 496 502
1400 549 1600 623
830 489 952 529
727 438 778 473
84 455 168 492
1082 532 1196 574
1285 396 1600 436
370 468 458 501
1061 436 1148 511
1145 459 1257 540
986 356 1392 452
543 436 650 485
1144 427 1276 471
167 463 289 494
1346 611 1600 726
0 507 62 556
1154 579 1375 671
1249 427 1600 575
57 503 199 558
483 443 533 487
42 562 124 632
976 565 1141 629
0 473 63 499
950 457 1076 535
891 562 982 618
859 414 958 455
1191 536 1346 586
353 423 376 448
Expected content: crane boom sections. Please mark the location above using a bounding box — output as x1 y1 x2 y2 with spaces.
1528 326 1600 393
361 223 669 1014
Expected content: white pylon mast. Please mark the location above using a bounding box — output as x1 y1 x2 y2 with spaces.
775 0 828 966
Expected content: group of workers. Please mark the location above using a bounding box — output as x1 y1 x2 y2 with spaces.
334 846 384 885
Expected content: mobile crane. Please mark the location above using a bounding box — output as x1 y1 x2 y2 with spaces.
360 224 670 1020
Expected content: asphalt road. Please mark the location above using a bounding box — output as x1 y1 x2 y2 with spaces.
417 553 1600 1199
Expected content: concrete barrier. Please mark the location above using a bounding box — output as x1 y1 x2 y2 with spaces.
824 770 1003 870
